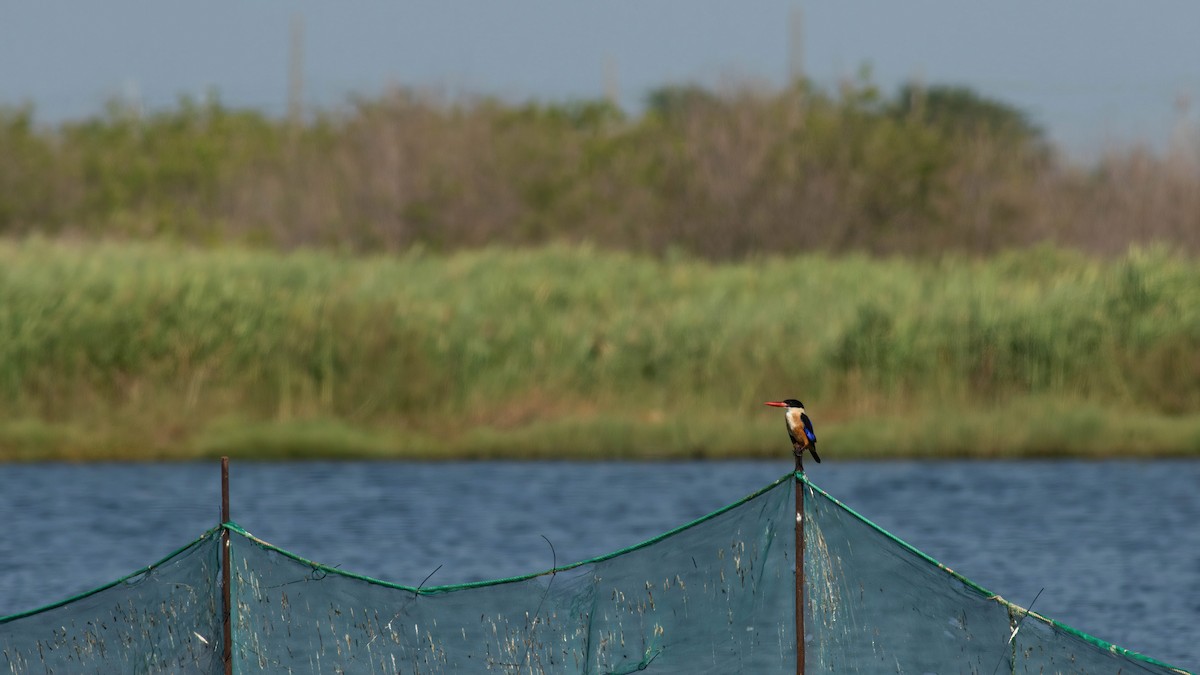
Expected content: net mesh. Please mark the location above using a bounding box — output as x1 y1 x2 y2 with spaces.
804 481 1011 672
1 473 1190 674
227 475 795 674
800 478 1188 674
0 528 222 674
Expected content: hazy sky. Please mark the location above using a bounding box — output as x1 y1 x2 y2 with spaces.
3 2 1197 157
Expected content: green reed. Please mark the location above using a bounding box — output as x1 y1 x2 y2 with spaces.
1 240 1197 460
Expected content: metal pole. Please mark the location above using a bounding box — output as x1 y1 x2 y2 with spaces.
795 454 805 675
221 456 233 675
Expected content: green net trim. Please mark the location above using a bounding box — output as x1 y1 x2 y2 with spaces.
0 525 221 625
225 471 793 595
0 526 223 673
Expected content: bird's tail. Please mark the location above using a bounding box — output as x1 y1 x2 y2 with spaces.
809 445 821 463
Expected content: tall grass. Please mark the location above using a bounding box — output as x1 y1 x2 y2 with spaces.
1 240 1197 460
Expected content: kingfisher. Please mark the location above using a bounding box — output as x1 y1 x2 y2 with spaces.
764 399 821 463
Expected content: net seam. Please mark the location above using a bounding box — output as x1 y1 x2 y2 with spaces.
223 472 796 595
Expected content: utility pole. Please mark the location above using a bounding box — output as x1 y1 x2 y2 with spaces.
288 13 305 127
603 56 620 107
788 5 804 85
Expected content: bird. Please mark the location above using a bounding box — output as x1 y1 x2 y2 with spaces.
764 399 821 463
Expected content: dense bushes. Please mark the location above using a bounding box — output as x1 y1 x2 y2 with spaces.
2 80 1196 258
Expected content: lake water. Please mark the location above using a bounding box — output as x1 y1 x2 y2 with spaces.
0 460 1196 670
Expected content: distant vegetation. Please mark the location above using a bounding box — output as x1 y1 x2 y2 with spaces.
1 78 1197 258
1 241 1197 461
2 80 1198 460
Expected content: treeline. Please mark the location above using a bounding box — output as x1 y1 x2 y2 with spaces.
1 80 1197 258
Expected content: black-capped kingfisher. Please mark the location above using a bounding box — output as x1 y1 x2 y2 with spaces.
764 399 821 463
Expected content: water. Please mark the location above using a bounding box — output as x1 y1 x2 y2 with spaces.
1 460 1196 670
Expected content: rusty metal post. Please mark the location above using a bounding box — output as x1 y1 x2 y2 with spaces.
221 457 232 675
795 454 805 675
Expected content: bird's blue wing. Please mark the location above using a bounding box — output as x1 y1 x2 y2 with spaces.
801 413 817 442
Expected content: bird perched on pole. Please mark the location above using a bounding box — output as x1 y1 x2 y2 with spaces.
764 399 821 463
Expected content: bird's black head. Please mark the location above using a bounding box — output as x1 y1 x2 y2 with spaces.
764 398 804 409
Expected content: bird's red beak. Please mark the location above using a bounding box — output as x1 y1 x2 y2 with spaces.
763 401 788 407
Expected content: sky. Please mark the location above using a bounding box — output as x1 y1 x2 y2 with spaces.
2 2 1198 158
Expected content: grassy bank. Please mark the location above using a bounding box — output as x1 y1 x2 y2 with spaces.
1 240 1198 461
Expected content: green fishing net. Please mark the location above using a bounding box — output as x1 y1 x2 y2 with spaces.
1 474 1190 674
0 528 223 673
801 479 1186 675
